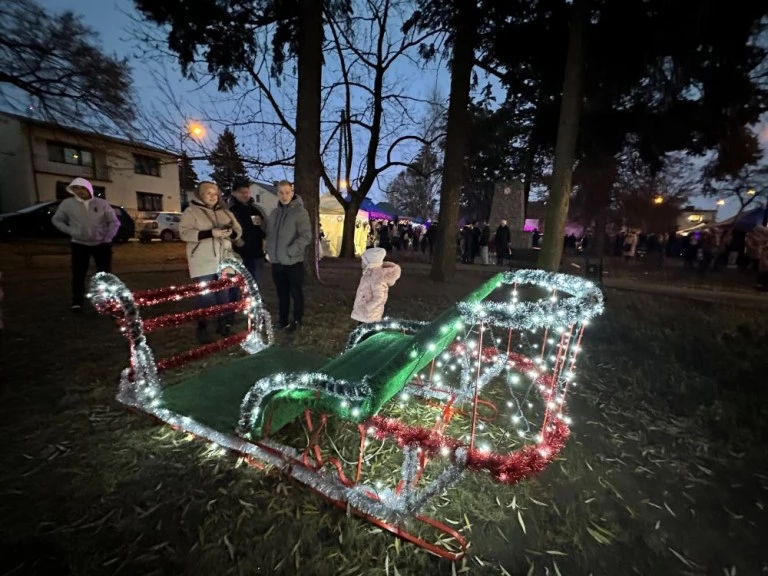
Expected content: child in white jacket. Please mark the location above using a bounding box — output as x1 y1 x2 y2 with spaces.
351 248 401 324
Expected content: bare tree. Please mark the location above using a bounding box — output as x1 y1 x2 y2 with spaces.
703 160 768 223
0 0 135 133
384 143 441 220
131 0 443 258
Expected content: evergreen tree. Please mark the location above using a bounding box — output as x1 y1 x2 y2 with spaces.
385 144 440 221
208 128 249 198
178 152 199 208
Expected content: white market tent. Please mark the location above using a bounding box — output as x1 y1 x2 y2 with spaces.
319 194 370 257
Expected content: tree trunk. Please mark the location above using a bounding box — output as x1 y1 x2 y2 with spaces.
537 0 588 272
430 2 476 282
522 131 537 219
594 210 607 260
294 0 323 279
340 198 361 258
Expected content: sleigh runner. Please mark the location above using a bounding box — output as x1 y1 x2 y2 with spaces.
89 259 603 560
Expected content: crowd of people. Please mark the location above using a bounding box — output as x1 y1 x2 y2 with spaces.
5 178 767 350
33 177 403 345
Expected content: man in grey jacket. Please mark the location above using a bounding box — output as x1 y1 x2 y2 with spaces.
52 177 120 312
266 180 312 331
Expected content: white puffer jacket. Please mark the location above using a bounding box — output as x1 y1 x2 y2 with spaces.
179 200 243 278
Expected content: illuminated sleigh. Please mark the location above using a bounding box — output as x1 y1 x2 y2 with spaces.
89 260 603 561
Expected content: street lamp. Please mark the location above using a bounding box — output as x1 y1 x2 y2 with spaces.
180 121 206 208
188 122 206 140
716 199 725 206
747 188 756 196
652 196 664 205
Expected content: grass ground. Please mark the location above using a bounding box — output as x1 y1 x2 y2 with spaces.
1 244 767 575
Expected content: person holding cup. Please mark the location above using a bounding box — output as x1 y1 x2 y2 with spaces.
179 181 243 343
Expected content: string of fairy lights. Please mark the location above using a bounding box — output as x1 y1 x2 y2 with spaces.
90 264 603 532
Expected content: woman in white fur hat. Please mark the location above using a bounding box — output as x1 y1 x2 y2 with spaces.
351 247 401 324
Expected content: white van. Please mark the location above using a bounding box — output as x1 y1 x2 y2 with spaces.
138 212 182 241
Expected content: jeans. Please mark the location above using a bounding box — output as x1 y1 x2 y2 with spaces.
271 262 304 326
242 256 264 292
71 242 112 306
480 246 489 265
195 273 229 325
230 256 265 303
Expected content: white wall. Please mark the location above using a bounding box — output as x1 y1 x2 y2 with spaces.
25 125 180 218
0 117 34 212
250 184 278 215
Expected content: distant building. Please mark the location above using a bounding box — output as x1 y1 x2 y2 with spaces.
0 112 180 217
249 181 279 215
677 206 717 231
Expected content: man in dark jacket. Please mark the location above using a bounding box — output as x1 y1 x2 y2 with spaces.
266 180 312 332
229 185 267 290
494 220 511 266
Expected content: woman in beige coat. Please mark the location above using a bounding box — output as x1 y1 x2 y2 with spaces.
180 181 244 343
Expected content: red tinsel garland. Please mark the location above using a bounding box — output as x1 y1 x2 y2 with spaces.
368 415 568 485
367 344 573 485
133 276 244 307
155 330 249 372
142 300 248 333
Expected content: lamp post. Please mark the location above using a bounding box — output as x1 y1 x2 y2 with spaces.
180 122 206 208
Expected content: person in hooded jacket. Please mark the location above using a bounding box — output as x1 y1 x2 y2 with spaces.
351 247 401 324
52 177 120 312
180 181 244 343
229 185 268 290
266 180 312 332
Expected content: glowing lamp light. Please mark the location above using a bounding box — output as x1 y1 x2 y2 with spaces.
188 122 206 139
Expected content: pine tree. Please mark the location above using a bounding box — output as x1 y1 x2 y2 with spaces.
178 152 199 208
208 128 249 197
385 145 440 221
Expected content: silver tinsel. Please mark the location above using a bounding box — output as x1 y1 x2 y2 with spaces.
217 258 274 352
457 269 604 330
345 318 429 351
237 372 373 438
89 272 161 407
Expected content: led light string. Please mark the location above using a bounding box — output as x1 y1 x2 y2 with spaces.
237 373 373 439
142 300 249 333
345 318 429 351
457 270 603 331
91 268 602 549
132 276 243 307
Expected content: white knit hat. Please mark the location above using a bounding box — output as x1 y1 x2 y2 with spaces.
361 247 386 268
66 177 94 197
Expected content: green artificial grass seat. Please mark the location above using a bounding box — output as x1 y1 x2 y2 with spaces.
161 346 329 433
252 273 505 437
161 273 505 439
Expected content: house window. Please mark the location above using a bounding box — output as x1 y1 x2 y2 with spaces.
134 154 161 177
47 142 94 167
137 192 163 212
56 181 105 200
255 194 261 203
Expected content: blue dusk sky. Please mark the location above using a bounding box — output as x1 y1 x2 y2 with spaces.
36 0 768 217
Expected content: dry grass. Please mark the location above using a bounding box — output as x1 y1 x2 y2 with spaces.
1 244 767 575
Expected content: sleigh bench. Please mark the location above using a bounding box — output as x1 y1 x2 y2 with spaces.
90 259 603 560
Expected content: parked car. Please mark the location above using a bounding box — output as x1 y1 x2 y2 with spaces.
137 212 182 242
0 201 135 242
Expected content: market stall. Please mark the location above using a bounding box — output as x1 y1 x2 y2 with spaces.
319 194 370 257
